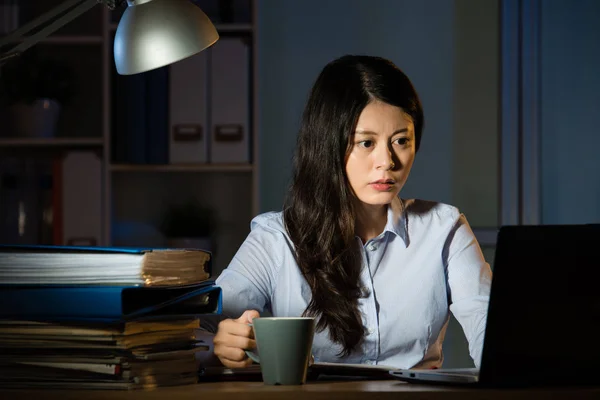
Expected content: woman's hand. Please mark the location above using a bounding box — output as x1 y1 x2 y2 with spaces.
213 309 260 368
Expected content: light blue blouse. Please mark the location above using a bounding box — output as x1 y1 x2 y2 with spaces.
215 197 492 369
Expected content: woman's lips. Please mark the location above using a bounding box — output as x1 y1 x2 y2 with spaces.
370 180 395 191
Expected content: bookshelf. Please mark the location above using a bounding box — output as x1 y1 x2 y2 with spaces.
0 0 258 276
15 36 104 44
0 138 104 147
110 164 254 173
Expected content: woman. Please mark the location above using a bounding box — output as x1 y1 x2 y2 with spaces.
213 55 492 370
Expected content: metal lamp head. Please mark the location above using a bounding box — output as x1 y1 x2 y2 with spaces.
114 0 219 75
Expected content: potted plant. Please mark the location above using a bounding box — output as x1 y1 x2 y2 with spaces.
0 49 75 138
159 200 217 252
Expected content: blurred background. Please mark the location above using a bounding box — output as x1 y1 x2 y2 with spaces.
0 0 598 368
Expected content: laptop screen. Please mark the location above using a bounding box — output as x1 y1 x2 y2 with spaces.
479 224 600 386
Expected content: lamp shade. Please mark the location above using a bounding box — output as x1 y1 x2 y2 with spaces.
114 0 219 75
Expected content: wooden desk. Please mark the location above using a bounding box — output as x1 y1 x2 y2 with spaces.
1 380 599 400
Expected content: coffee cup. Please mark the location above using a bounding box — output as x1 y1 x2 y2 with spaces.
245 317 315 385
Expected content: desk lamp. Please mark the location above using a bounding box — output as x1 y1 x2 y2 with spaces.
0 0 219 75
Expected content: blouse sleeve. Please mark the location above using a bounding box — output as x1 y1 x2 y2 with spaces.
215 219 282 319
444 214 493 368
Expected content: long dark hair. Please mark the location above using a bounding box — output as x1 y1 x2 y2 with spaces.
283 55 424 357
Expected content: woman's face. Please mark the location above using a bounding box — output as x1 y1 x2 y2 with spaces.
345 100 416 208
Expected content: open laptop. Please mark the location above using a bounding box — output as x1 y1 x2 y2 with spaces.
389 224 600 387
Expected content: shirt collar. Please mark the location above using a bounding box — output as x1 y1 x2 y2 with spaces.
383 196 409 247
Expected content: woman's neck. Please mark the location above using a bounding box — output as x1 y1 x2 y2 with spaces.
355 204 388 244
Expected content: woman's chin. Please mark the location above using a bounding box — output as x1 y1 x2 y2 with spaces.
358 192 399 206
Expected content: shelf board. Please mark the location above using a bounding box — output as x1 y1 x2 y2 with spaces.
42 36 103 44
216 23 253 33
0 137 104 147
5 35 104 45
109 23 253 33
110 163 254 172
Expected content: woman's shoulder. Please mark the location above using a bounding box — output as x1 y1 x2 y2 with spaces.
247 211 293 252
250 211 287 233
401 198 462 222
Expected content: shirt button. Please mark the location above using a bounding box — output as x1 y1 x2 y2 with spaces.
367 244 377 251
367 326 375 334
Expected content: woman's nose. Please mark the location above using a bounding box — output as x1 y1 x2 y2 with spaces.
376 146 394 170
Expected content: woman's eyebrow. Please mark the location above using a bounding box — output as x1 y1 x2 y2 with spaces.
355 128 409 135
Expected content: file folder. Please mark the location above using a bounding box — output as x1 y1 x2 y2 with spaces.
0 281 222 321
209 36 251 163
169 51 209 163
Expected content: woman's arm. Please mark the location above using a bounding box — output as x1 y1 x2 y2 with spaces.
212 217 283 368
215 219 283 318
443 214 493 368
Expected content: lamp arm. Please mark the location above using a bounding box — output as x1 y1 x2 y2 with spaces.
0 0 101 65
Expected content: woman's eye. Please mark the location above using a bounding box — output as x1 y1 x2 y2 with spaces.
357 140 374 148
394 137 409 146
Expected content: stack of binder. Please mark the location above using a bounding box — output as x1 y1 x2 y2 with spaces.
0 244 222 390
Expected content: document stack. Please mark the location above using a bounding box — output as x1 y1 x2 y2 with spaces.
0 245 222 390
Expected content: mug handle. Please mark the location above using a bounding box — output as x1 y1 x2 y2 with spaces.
245 349 260 363
245 323 260 363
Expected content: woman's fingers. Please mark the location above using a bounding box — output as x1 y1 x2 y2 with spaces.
215 344 250 362
214 333 256 352
220 356 255 369
214 338 256 369
217 318 254 338
214 312 260 369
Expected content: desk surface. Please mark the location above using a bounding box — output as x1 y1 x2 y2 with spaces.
1 380 599 400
